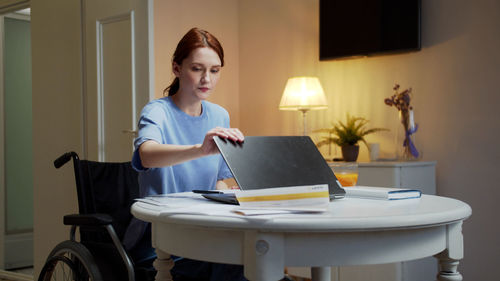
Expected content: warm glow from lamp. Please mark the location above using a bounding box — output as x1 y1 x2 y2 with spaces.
279 76 328 135
279 77 328 111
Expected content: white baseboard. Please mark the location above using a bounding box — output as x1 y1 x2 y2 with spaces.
0 269 32 281
4 232 33 270
0 269 33 281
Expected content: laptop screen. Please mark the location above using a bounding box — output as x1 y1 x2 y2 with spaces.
214 136 345 199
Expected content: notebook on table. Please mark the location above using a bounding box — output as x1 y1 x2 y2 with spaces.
203 136 345 205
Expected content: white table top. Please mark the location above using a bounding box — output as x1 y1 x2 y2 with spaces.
132 194 471 232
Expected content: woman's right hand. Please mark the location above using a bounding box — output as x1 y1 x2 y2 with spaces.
138 127 244 168
200 127 244 155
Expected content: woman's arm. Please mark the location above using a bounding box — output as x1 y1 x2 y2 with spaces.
138 140 204 168
139 127 244 168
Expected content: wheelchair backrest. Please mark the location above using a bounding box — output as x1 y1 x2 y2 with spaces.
74 159 139 241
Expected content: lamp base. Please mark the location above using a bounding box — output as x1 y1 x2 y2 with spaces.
299 109 310 136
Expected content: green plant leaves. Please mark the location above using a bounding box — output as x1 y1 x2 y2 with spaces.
314 113 388 149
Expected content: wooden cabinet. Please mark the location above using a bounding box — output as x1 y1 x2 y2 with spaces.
288 161 437 281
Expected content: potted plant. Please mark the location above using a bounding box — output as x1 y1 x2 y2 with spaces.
315 114 388 162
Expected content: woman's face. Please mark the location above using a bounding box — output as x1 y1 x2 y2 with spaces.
174 47 222 100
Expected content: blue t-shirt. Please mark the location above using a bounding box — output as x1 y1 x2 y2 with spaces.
132 96 233 196
124 96 233 250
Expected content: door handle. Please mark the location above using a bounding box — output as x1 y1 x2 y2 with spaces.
122 129 138 137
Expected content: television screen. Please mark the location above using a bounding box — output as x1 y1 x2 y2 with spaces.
319 0 421 60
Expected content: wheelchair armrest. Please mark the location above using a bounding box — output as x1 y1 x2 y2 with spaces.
64 213 136 281
63 213 113 226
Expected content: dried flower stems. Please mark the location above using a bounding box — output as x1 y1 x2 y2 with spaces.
385 84 419 159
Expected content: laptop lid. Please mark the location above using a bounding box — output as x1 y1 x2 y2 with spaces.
214 136 345 200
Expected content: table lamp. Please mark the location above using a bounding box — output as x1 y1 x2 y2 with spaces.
279 76 328 135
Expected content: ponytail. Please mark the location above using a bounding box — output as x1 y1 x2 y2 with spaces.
164 77 180 96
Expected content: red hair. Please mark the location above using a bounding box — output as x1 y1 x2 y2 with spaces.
164 28 224 96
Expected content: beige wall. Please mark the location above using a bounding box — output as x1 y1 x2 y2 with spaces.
239 0 323 137
239 0 500 279
31 0 83 274
154 0 240 127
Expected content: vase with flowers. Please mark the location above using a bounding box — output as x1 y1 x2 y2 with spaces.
384 84 420 160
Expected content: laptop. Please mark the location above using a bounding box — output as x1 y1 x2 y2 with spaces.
202 136 345 204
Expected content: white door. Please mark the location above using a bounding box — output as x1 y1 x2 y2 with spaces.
84 0 154 162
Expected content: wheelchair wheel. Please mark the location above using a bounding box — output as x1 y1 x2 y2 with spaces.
38 240 103 281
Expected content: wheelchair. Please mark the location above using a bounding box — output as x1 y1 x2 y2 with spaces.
38 152 156 281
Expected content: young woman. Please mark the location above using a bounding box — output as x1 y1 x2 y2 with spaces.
124 28 246 281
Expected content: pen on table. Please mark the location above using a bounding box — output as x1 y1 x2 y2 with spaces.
192 189 222 194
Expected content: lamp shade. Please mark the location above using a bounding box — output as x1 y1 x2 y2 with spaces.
279 76 328 111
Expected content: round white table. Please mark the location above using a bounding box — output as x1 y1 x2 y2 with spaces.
132 194 471 281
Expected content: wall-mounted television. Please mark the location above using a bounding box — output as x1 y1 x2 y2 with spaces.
319 0 421 61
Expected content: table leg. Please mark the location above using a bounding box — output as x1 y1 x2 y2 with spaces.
243 231 285 281
311 267 331 281
435 254 463 281
434 222 464 281
153 249 174 281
